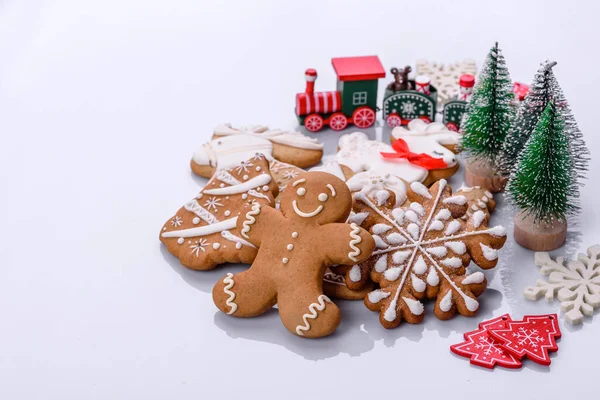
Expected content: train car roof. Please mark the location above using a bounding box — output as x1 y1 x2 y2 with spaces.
331 55 386 82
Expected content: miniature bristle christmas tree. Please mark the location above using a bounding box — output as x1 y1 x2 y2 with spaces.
507 102 575 250
497 60 557 176
461 42 515 192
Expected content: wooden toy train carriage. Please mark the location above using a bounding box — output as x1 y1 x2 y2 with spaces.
295 55 470 132
295 56 386 132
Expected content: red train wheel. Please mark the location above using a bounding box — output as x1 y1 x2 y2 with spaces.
419 115 432 123
304 114 324 132
446 122 459 132
352 107 376 128
386 113 402 127
329 113 348 131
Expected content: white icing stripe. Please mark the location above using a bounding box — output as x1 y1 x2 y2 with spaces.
162 218 237 238
203 174 272 196
214 170 242 186
462 271 485 285
348 223 363 262
326 184 337 197
480 243 499 261
292 201 323 218
410 182 432 199
296 295 332 336
184 200 219 224
241 203 261 238
368 290 391 303
403 297 424 315
292 178 306 187
223 273 238 315
221 231 256 249
439 290 453 312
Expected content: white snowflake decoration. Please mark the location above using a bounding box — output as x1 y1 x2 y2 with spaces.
524 245 600 325
401 101 416 115
190 239 209 256
282 170 299 180
235 161 254 174
512 327 544 348
170 216 183 227
475 336 503 356
204 196 224 212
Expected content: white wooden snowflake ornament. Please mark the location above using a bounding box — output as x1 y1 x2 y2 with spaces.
524 245 600 325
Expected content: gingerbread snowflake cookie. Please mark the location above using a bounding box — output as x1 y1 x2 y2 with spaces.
351 180 506 328
212 171 375 338
456 185 496 223
190 123 323 178
336 131 458 186
525 245 600 325
160 154 279 270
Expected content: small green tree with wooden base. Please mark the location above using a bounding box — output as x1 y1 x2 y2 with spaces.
461 42 515 192
507 102 577 251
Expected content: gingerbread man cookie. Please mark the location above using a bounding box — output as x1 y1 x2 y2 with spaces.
212 171 375 338
160 154 278 270
191 123 323 178
336 131 458 186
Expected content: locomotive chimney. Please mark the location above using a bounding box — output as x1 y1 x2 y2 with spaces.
305 69 317 94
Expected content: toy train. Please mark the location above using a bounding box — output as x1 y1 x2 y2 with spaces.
295 55 471 133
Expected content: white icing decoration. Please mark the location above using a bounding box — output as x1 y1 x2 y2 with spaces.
410 202 425 216
402 297 424 315
428 220 444 231
472 210 486 228
465 297 480 312
287 244 294 250
480 243 498 261
292 232 299 238
241 202 261 238
411 274 426 292
292 200 323 218
292 178 306 187
426 267 439 286
434 209 451 220
192 217 200 224
282 258 289 264
489 226 506 237
373 235 388 249
235 243 242 249
392 250 411 264
375 256 388 272
318 193 328 202
376 190 390 206
368 290 391 304
326 184 336 197
413 255 427 274
384 267 403 281
349 264 362 282
177 238 184 244
407 223 420 240
212 243 221 250
443 195 467 205
410 181 432 199
392 209 405 224
439 290 453 312
445 241 467 255
426 246 447 258
221 231 256 249
311 161 346 181
405 210 420 224
296 187 307 196
386 232 407 245
224 210 231 217
462 272 485 285
444 220 461 235
440 257 463 268
213 123 323 150
295 295 332 336
162 218 237 238
348 211 369 226
346 171 408 207
262 185 269 191
222 273 238 315
372 224 393 235
348 223 363 262
203 174 272 196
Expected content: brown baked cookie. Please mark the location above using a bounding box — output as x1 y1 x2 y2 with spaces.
456 185 496 223
323 269 375 301
189 124 322 179
160 154 278 270
268 160 304 196
212 171 375 338
352 180 507 328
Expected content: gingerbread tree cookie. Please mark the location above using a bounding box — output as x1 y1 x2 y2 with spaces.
160 154 279 270
351 180 506 328
212 171 375 338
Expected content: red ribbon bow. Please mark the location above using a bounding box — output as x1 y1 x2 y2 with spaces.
380 138 448 170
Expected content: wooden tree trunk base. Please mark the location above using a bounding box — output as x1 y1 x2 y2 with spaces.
464 159 507 193
514 212 567 251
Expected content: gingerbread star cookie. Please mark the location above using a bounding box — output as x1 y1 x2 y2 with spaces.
212 171 375 338
160 154 279 270
350 180 507 328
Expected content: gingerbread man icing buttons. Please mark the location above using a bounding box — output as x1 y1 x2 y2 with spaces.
212 171 376 338
160 154 278 270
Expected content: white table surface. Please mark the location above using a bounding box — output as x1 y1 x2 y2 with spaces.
1 1 599 398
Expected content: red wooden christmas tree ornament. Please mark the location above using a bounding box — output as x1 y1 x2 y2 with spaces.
487 314 561 366
450 314 522 369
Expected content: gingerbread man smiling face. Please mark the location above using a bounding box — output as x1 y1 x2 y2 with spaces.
212 171 375 338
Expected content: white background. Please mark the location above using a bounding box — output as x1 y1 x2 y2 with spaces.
1 0 599 398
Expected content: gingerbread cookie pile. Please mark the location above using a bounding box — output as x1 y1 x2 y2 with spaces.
160 123 507 338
